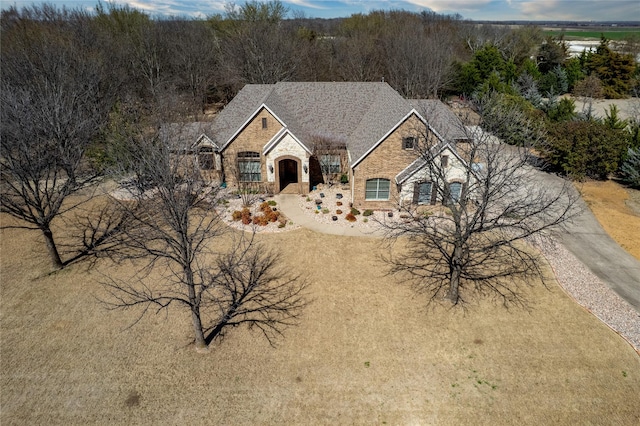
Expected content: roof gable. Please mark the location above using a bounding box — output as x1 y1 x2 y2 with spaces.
218 104 286 151
212 82 467 168
262 128 312 155
395 142 477 185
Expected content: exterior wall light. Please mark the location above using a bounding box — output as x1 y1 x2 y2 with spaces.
269 164 274 173
303 164 308 174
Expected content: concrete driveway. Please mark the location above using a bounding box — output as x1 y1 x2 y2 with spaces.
536 171 640 313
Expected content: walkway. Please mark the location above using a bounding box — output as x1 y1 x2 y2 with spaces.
274 194 381 238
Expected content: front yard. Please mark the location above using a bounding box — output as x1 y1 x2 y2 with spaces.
1 212 639 424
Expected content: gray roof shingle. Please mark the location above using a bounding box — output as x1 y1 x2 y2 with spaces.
409 99 469 142
208 82 467 167
161 122 217 152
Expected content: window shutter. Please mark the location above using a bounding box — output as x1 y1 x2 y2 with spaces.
430 184 438 205
413 182 420 204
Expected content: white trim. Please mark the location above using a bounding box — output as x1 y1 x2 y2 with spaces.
262 128 312 155
220 104 287 151
351 109 445 168
394 142 477 184
191 134 217 151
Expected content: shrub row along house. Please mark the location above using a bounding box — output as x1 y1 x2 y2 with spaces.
170 82 474 209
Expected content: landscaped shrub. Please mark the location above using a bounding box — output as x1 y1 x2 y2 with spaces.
267 200 277 206
253 215 269 226
336 201 343 206
362 209 373 216
340 174 349 184
336 209 343 215
322 208 329 214
233 207 252 224
350 207 361 215
345 213 357 222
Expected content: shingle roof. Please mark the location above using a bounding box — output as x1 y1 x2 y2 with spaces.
212 84 274 148
408 100 470 142
213 82 414 163
160 122 218 152
209 82 467 166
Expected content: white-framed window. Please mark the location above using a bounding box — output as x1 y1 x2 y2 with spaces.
365 178 390 200
198 146 215 170
237 151 261 182
320 154 341 174
402 136 415 150
414 181 434 205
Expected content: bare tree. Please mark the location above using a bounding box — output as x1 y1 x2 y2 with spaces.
218 0 303 86
166 19 220 117
381 94 580 306
311 134 347 187
98 123 307 350
0 11 112 268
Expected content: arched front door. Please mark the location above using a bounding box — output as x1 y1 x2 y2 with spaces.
278 158 299 192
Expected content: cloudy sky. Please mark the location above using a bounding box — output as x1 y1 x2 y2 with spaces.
1 0 639 21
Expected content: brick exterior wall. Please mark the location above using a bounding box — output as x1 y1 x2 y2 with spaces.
352 114 438 210
221 108 282 193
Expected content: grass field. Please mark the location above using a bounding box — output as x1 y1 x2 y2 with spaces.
544 30 640 40
579 180 640 261
1 206 639 424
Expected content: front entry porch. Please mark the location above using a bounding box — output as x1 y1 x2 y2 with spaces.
274 156 308 194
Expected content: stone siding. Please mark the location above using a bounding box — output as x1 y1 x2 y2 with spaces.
398 146 469 205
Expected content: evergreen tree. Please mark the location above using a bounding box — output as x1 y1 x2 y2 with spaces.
620 147 640 188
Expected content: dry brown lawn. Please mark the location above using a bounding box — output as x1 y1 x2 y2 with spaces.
579 180 640 261
1 213 639 425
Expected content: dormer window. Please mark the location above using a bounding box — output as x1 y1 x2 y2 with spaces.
402 136 415 150
262 117 268 129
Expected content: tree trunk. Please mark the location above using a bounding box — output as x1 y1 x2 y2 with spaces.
447 266 461 303
186 267 207 351
42 226 63 269
447 246 463 303
191 305 207 351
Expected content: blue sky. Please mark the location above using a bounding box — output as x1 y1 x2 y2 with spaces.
1 0 639 21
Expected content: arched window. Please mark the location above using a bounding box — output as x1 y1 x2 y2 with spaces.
198 146 214 170
237 151 261 182
365 178 390 200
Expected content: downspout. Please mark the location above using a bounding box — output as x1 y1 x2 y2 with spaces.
351 168 355 205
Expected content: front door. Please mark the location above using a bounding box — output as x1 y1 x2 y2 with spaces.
278 158 298 192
